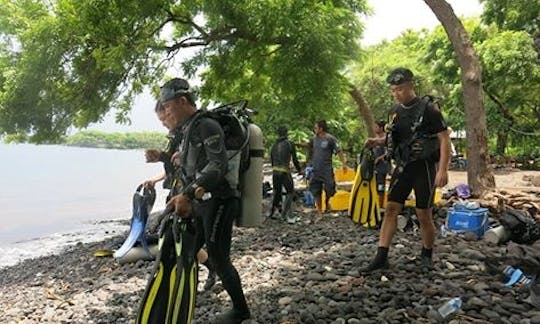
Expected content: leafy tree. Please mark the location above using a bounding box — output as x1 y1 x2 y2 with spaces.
480 0 540 39
0 0 369 145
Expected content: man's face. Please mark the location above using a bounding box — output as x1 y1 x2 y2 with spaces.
161 96 187 127
156 108 174 130
390 82 414 104
313 124 321 135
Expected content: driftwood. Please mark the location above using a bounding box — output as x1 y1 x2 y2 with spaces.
475 189 540 217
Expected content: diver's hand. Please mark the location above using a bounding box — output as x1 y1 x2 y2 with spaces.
171 152 181 167
166 194 192 218
143 179 158 189
434 169 448 188
145 149 162 163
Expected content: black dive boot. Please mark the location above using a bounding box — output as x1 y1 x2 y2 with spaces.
214 308 251 324
420 247 434 271
360 247 389 273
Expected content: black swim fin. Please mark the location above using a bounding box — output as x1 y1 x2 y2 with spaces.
135 212 198 324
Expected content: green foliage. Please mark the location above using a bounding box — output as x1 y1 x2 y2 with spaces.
349 17 539 158
480 0 540 37
63 130 167 149
0 0 369 144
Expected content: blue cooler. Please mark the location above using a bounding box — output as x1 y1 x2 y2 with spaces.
446 207 490 238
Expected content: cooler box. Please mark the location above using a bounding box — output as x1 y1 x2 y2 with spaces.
446 207 490 237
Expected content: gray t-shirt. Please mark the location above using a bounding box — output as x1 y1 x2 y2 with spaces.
309 134 340 173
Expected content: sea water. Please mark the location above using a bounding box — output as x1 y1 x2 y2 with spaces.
0 143 168 267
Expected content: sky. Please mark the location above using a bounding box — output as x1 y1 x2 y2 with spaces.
88 0 483 133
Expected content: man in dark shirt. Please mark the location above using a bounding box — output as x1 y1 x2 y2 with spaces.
307 120 348 222
162 78 250 323
362 68 451 273
269 126 303 223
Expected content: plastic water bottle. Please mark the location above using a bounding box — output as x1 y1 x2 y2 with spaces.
438 297 462 319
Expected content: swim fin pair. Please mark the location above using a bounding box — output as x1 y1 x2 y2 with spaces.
136 211 198 324
114 184 156 259
348 148 381 228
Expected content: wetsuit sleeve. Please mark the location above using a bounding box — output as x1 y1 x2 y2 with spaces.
424 104 447 134
290 141 302 173
185 118 228 197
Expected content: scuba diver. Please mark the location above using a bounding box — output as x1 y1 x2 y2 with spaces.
142 100 216 292
136 78 250 324
268 126 303 223
362 67 451 273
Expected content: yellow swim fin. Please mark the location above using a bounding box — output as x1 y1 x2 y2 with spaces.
136 214 198 324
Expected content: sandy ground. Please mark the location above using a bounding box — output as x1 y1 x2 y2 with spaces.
446 169 540 192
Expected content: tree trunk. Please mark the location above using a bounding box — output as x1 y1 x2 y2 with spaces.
349 86 376 138
424 0 495 196
496 130 507 156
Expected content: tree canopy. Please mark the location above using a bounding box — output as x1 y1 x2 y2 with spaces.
0 0 369 143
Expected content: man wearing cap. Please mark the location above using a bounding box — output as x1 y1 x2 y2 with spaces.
362 68 451 272
269 126 303 223
161 78 251 323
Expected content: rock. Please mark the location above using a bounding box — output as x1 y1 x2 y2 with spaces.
278 296 292 306
532 175 540 187
460 249 486 260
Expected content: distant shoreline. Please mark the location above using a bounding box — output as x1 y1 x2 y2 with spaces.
63 130 168 150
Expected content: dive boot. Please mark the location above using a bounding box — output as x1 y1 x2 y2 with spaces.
213 308 251 324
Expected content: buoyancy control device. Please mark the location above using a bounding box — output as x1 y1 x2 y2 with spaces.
200 100 264 227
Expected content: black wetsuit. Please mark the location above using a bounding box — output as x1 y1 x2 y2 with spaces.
175 111 250 316
388 97 447 209
269 136 302 218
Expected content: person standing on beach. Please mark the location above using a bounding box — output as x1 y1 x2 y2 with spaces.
161 78 250 323
268 126 303 223
362 67 451 273
307 120 348 222
142 100 217 291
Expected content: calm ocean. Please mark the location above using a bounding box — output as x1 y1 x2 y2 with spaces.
0 143 168 267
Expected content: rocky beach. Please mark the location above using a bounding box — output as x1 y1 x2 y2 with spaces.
1 170 540 323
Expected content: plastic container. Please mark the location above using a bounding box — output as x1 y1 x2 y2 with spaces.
446 207 489 238
438 297 462 319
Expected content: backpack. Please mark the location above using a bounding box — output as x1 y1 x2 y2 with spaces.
388 95 442 163
192 100 256 195
500 208 540 244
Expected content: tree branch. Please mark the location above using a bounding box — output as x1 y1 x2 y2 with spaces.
484 87 515 126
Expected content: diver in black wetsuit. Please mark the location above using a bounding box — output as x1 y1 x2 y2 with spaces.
163 78 250 323
269 126 303 223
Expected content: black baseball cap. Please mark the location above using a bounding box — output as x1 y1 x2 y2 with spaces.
159 78 195 103
386 67 414 85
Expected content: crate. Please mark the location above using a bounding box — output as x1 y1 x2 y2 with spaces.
446 207 490 237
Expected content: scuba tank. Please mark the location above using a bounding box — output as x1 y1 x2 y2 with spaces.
237 123 264 227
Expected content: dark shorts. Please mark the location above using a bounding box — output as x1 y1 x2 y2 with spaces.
388 160 436 209
309 170 336 197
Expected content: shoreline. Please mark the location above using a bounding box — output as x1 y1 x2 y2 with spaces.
1 206 539 322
